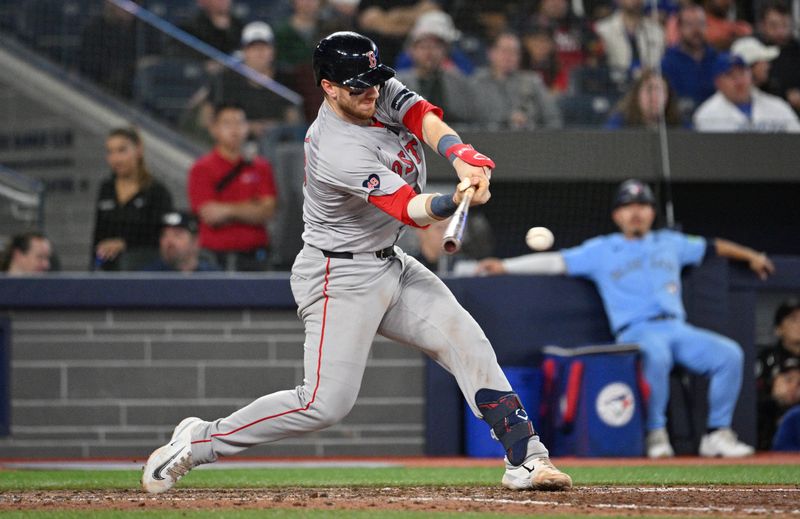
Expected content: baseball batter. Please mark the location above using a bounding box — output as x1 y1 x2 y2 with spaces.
478 179 775 459
143 31 571 493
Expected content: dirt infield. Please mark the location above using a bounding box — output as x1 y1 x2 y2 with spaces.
2 486 799 517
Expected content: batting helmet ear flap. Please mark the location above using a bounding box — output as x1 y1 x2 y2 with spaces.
313 31 396 88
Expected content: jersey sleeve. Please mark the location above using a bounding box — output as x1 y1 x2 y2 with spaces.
561 237 605 277
316 142 410 201
376 78 435 129
673 231 707 266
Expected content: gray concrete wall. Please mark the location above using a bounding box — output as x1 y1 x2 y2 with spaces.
1 309 425 458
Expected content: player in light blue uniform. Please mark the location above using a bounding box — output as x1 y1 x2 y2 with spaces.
479 179 775 458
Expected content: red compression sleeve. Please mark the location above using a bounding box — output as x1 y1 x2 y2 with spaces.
402 100 443 141
368 184 428 228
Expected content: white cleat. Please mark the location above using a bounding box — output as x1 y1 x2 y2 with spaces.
699 428 754 458
142 417 202 494
502 456 573 491
646 428 675 459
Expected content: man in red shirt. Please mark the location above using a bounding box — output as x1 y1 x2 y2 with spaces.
188 103 277 271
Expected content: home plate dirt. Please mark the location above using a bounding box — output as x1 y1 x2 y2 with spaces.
2 486 799 516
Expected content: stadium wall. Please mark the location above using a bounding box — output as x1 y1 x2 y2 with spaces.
1 259 798 459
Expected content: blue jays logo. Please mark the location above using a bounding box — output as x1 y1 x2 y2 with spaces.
627 184 642 196
362 174 380 190
595 382 635 427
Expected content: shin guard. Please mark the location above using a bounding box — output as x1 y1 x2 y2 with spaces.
475 389 535 466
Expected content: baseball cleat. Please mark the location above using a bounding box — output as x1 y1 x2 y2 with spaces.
142 416 202 494
646 428 675 458
698 428 754 458
502 456 573 491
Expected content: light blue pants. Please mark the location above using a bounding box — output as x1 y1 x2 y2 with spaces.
618 319 744 432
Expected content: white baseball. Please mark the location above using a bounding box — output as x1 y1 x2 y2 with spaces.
526 227 554 251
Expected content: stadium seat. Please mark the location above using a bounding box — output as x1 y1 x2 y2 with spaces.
134 56 207 124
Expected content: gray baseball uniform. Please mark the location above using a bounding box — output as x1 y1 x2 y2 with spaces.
189 78 513 463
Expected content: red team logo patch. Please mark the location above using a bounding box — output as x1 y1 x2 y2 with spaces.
367 50 377 69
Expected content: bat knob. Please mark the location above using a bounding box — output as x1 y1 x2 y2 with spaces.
442 237 461 255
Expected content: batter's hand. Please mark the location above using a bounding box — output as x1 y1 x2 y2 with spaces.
453 162 491 206
475 257 506 275
749 253 775 280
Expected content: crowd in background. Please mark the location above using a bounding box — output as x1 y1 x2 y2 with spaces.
8 0 800 134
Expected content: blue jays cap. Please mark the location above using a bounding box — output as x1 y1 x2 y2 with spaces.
612 179 656 209
161 211 198 233
712 52 747 79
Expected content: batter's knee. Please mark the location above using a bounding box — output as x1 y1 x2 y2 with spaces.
302 385 359 429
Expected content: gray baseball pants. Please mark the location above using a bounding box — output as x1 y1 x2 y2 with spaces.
191 244 510 463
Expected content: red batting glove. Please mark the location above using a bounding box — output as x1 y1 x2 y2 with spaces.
445 144 496 169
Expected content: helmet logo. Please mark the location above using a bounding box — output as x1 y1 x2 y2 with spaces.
367 51 377 68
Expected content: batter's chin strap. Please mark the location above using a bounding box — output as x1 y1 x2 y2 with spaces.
476 389 535 466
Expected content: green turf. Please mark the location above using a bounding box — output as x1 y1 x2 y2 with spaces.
0 464 797 491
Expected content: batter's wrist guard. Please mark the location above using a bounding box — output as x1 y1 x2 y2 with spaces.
430 193 458 218
445 144 496 169
476 389 535 466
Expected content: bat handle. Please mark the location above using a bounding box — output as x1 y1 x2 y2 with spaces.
441 187 475 255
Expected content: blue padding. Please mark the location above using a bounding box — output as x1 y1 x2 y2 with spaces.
0 274 296 309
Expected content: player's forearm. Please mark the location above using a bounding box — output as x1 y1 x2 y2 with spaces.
421 111 458 152
714 238 765 263
225 197 277 225
502 252 567 275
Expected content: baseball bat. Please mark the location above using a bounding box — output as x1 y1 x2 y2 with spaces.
442 186 475 255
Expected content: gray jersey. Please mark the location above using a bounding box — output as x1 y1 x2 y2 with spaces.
302 78 428 252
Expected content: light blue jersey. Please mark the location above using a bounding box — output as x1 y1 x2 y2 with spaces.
562 229 707 334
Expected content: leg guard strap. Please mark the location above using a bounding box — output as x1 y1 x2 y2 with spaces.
476 389 535 466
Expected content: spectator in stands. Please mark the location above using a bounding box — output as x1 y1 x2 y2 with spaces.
570 0 615 21
605 69 682 129
693 52 800 131
188 103 278 271
141 211 220 272
661 4 719 119
472 33 563 130
209 22 303 137
180 0 245 59
522 0 599 91
772 404 800 450
320 0 361 36
450 0 519 67
703 0 752 50
731 36 780 89
756 298 800 449
595 0 665 87
477 178 774 459
757 0 800 115
521 23 569 92
357 0 439 67
274 0 324 72
92 127 174 271
1 232 52 275
396 12 476 124
79 1 160 98
394 11 475 75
